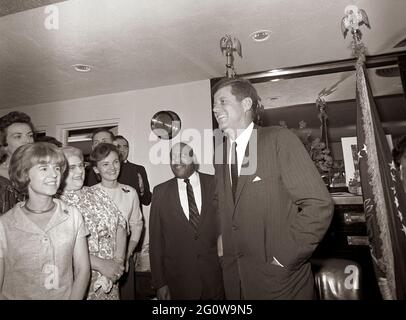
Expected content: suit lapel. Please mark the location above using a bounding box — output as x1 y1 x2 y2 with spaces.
197 172 208 229
222 140 235 214
233 148 252 211
233 126 260 212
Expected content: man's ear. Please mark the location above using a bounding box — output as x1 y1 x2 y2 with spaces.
241 97 253 112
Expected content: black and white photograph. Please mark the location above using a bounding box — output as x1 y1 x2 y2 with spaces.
1 0 406 305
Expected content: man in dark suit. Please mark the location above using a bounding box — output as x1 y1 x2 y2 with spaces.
113 135 153 299
149 142 224 300
212 78 334 300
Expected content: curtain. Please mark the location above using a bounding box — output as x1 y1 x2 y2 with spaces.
356 58 406 299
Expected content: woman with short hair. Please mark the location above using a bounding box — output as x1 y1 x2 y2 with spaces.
0 142 90 299
60 146 127 300
90 143 143 299
0 111 35 214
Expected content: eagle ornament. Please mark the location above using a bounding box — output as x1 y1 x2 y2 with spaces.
341 5 370 39
219 35 242 78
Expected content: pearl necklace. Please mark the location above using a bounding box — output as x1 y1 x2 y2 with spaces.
23 202 56 214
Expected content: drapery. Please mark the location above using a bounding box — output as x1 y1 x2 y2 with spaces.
356 57 406 299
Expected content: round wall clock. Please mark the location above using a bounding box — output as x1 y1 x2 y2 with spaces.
150 110 181 140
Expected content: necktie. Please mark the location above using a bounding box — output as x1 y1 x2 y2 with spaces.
231 141 238 201
184 179 200 231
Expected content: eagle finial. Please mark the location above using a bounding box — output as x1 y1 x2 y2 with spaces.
219 34 242 78
341 5 370 39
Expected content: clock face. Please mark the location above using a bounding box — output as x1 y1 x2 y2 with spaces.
150 111 181 140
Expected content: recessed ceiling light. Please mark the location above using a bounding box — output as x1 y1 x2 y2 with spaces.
250 30 271 42
72 64 92 72
271 79 280 82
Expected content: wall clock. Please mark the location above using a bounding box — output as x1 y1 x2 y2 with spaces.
150 110 181 140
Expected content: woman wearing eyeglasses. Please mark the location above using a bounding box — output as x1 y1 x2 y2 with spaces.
59 146 127 300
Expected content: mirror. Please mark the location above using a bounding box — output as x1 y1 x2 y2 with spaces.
150 110 181 140
258 65 405 139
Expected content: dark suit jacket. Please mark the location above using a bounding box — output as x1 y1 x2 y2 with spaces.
149 172 224 300
0 176 25 215
214 126 333 300
83 165 98 187
117 161 152 207
85 161 152 208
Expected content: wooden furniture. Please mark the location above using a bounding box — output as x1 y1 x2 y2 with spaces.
312 193 381 299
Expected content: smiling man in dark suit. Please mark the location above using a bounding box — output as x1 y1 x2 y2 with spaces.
149 142 224 300
212 78 333 300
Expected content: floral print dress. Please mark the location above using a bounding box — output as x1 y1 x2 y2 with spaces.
60 187 126 300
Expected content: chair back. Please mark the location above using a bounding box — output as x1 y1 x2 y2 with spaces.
312 258 362 300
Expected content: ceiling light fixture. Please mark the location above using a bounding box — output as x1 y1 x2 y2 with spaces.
72 64 92 72
250 30 271 42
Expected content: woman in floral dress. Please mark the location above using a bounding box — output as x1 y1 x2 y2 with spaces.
60 146 127 300
89 143 143 299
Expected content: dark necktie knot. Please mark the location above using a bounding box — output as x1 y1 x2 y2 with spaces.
184 178 190 184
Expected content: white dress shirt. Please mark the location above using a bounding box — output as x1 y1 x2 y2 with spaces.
228 122 254 182
177 171 202 219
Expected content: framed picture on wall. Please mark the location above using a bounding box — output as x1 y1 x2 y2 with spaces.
341 135 393 186
341 137 359 187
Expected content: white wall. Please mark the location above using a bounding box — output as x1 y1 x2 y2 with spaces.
0 79 215 189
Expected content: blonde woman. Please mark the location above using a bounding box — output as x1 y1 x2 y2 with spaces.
60 146 127 300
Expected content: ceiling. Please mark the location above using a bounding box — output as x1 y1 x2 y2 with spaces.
0 0 67 17
1 0 406 109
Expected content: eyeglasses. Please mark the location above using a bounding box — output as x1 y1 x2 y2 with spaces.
116 145 129 149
